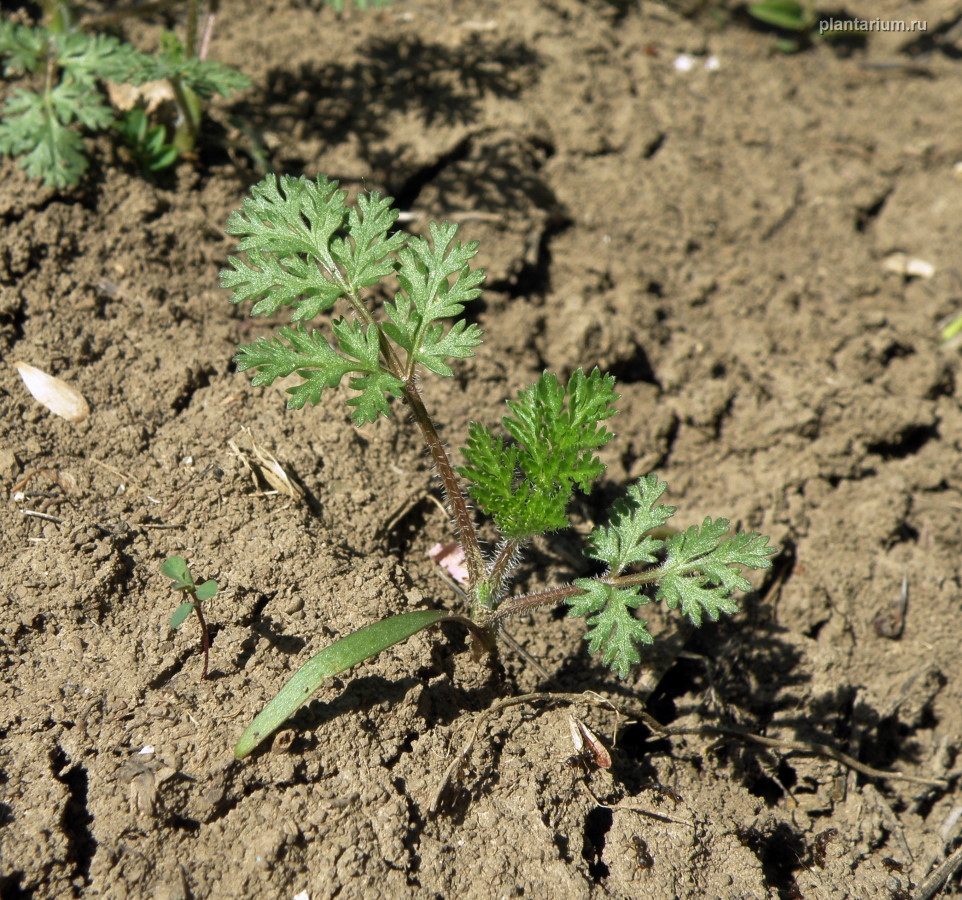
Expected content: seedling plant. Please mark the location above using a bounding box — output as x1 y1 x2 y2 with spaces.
0 2 248 187
162 555 219 681
222 174 774 758
746 0 847 51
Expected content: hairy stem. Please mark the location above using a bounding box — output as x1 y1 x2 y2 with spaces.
493 569 663 624
488 538 521 600
401 380 485 586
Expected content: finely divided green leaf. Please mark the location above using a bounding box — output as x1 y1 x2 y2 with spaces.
55 30 148 85
568 579 653 679
48 81 114 129
135 31 250 98
459 369 618 539
343 369 405 425
222 176 409 324
225 176 485 423
0 87 93 187
383 220 485 376
235 325 355 395
0 26 156 188
222 249 346 319
221 175 350 317
585 474 676 574
235 321 404 423
332 190 406 289
570 479 775 675
655 519 774 625
397 223 485 322
0 21 48 74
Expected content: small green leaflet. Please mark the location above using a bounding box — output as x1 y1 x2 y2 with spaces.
654 518 773 626
334 192 408 291
161 555 195 591
458 369 618 539
568 580 653 678
584 474 675 574
234 320 404 425
162 555 218 630
0 21 48 74
170 602 196 630
383 221 484 377
567 477 775 677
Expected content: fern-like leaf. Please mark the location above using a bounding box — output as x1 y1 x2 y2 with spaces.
568 477 775 675
383 221 485 376
459 369 618 539
332 190 407 289
0 21 47 74
655 519 774 626
585 474 676 574
135 32 250 98
568 580 654 678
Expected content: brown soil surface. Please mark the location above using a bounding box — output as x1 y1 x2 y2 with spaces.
3 1 962 897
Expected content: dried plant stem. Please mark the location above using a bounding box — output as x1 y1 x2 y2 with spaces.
668 724 950 790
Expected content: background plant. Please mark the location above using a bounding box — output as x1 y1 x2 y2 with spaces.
746 0 850 51
162 555 219 681
0 3 248 188
222 174 774 758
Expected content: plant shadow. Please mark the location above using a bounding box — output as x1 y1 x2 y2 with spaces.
233 32 544 191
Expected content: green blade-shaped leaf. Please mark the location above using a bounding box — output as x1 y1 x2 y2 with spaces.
235 609 452 759
748 0 809 30
161 555 194 590
169 601 196 629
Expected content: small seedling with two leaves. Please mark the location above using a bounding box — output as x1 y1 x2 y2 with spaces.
162 555 218 681
222 174 775 759
747 0 852 52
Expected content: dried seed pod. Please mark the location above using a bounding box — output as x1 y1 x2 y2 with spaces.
568 716 613 769
13 362 89 422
